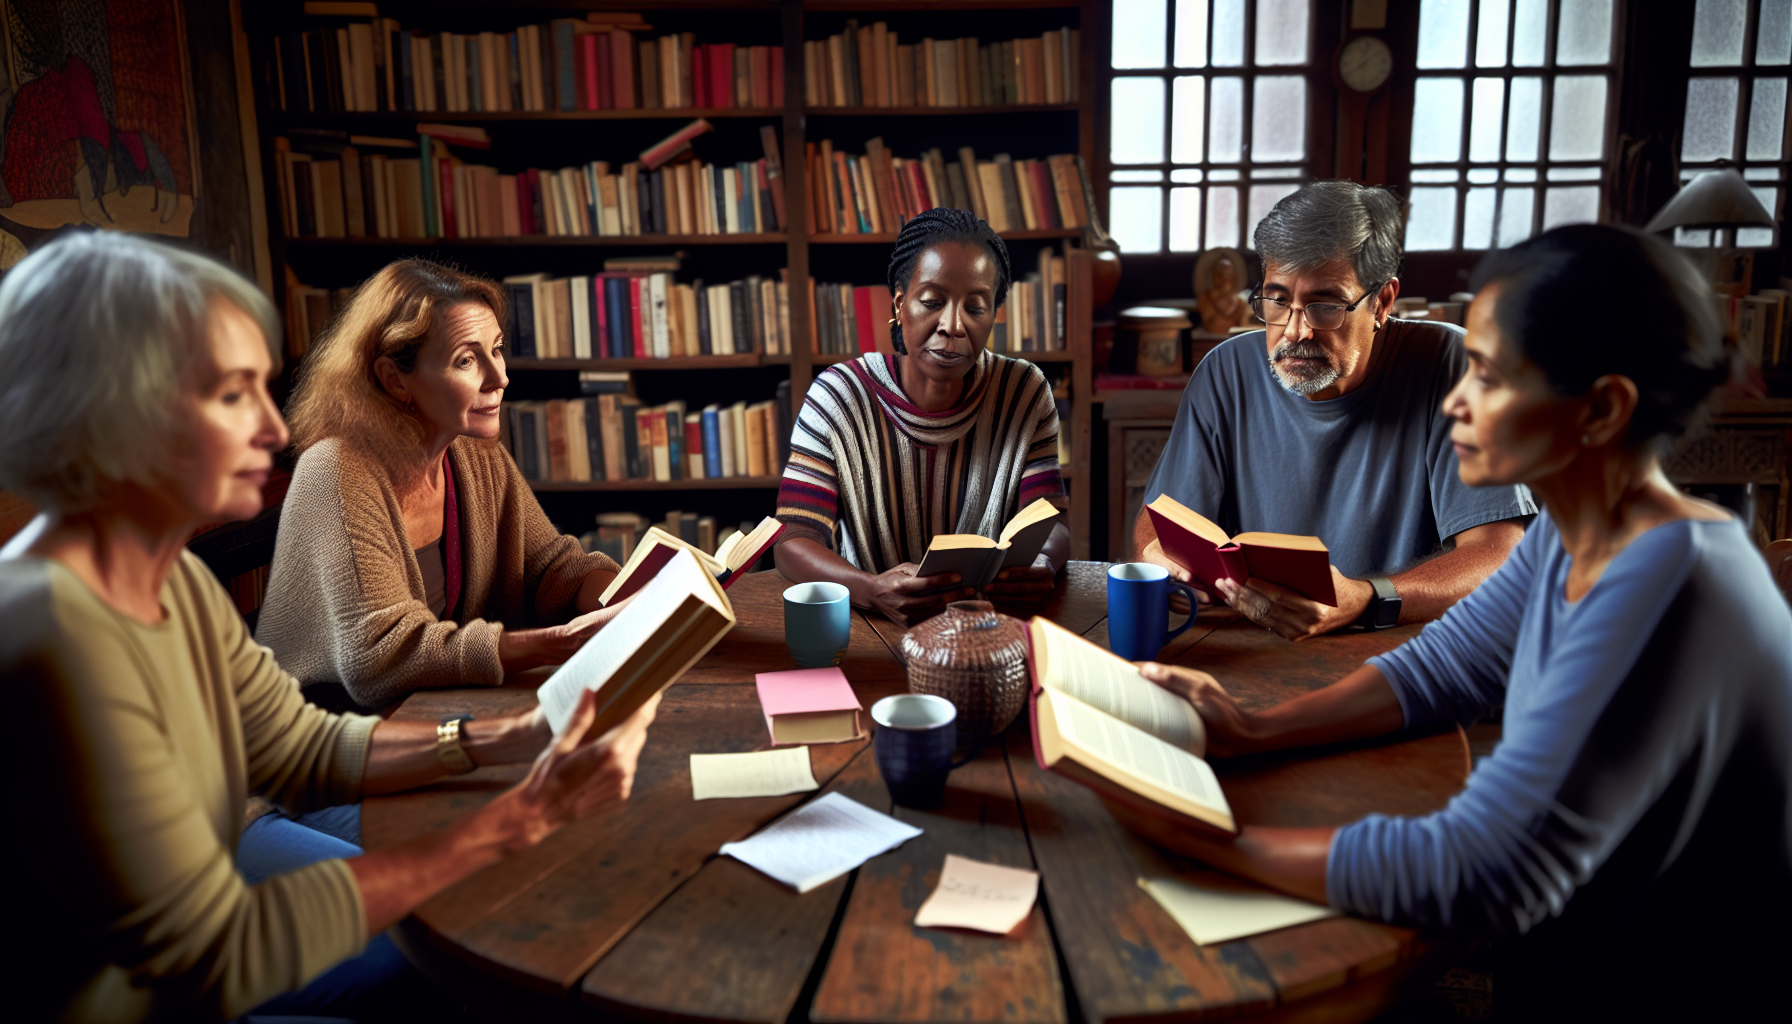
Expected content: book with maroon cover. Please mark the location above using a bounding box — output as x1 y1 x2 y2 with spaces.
708 44 734 107
1025 618 1235 834
612 30 635 109
754 666 864 746
594 34 612 109
1144 495 1336 605
770 45 784 107
683 412 706 479
692 45 709 109
852 286 879 354
630 277 648 357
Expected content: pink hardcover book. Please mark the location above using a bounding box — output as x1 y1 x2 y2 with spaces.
754 667 865 746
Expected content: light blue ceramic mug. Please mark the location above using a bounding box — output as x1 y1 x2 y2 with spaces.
784 581 852 668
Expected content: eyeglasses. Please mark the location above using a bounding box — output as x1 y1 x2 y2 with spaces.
1250 282 1385 332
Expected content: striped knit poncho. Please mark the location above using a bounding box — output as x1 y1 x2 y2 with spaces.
776 350 1066 574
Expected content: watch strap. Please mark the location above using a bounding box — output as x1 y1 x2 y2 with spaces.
436 714 477 775
1363 576 1401 629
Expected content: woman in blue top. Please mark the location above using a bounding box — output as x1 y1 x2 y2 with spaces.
1123 224 1791 1019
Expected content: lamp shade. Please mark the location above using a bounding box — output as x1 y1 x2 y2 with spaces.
1644 169 1777 232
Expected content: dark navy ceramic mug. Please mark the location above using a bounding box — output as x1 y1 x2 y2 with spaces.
871 694 971 808
1106 561 1200 662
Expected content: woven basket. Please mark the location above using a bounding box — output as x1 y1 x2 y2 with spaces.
899 601 1030 736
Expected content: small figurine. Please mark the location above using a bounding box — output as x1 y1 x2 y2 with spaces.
1194 248 1251 335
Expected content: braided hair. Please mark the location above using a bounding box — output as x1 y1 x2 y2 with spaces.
886 208 1012 354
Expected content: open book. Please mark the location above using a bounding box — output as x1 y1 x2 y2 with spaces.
600 517 784 606
1027 618 1235 834
537 548 735 738
1145 495 1336 606
914 498 1063 589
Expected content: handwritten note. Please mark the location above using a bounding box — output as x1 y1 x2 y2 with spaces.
913 854 1040 935
1139 871 1337 946
690 747 820 800
721 792 922 893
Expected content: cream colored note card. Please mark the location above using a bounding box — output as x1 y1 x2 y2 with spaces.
913 854 1041 935
690 747 819 801
1139 871 1337 946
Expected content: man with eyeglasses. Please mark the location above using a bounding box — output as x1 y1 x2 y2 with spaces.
1134 180 1535 640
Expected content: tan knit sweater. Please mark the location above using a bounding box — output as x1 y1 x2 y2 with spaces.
4 551 376 1021
257 435 619 707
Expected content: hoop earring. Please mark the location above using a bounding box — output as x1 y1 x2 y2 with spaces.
888 318 898 325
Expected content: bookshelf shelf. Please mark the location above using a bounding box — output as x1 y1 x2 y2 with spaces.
804 104 1078 116
278 108 784 124
507 355 773 370
255 0 1098 558
531 477 784 492
283 234 788 247
809 229 1081 243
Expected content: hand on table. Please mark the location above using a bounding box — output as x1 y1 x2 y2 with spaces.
1137 662 1257 758
503 688 661 850
868 562 976 628
983 556 1058 618
1215 567 1370 641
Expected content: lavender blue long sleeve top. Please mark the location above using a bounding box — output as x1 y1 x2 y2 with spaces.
1327 511 1791 965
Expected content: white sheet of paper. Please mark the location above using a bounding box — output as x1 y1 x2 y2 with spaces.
913 854 1040 934
1139 871 1338 946
720 792 922 893
690 747 820 801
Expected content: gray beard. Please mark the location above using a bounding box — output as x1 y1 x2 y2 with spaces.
1268 341 1340 396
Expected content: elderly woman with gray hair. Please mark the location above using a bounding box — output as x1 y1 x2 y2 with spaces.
0 231 659 1022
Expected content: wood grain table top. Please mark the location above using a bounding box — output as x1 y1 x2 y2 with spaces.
363 564 1468 1022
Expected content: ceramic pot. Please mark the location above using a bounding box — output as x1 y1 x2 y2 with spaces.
899 600 1030 737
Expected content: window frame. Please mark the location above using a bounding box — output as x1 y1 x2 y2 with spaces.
1675 0 1792 248
1101 0 1326 254
1399 0 1629 254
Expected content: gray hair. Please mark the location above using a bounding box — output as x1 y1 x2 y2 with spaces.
0 231 281 514
1253 180 1404 288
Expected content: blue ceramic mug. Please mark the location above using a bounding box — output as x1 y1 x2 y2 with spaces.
871 694 973 808
1106 561 1199 662
784 581 852 668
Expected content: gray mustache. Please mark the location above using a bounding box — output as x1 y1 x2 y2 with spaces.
1271 341 1329 362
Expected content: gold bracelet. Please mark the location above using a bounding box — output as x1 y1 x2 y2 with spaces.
435 715 477 775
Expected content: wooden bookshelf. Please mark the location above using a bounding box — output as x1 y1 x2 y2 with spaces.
531 477 784 492
252 0 1099 557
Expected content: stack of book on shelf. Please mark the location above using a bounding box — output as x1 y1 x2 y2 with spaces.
810 282 894 357
273 122 785 241
1005 246 1068 352
1728 286 1792 369
804 21 1078 107
505 261 793 359
808 139 1093 235
273 9 784 114
502 385 792 486
283 274 357 358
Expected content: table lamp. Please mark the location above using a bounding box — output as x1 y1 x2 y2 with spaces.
1643 168 1777 293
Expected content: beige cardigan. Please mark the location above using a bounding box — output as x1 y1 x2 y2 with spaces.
257 435 619 707
5 551 376 1021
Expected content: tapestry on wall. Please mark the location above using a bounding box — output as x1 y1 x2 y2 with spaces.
0 0 199 269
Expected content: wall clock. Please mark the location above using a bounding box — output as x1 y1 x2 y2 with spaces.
1337 35 1393 94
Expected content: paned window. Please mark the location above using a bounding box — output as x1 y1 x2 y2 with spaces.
1676 0 1789 247
1107 0 1316 253
1403 0 1618 252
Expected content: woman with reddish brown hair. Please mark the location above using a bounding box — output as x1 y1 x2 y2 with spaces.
257 259 626 714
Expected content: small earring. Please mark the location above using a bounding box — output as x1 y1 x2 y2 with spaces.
888 318 898 325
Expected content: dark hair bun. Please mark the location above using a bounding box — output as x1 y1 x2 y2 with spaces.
1469 223 1734 446
885 208 1011 354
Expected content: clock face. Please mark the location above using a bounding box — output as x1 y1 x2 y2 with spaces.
1338 36 1393 93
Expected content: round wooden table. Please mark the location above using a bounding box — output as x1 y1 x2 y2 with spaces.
364 564 1469 1023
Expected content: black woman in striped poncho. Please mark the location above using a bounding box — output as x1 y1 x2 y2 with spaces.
773 209 1068 627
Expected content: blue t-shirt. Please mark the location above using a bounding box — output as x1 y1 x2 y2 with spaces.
1140 319 1535 578
1329 511 1792 1014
